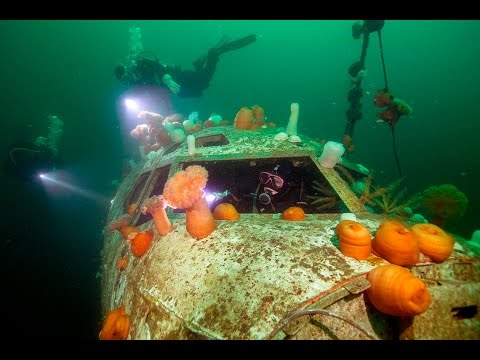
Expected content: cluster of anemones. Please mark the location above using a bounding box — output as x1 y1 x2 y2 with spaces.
233 105 276 130
130 110 233 156
335 219 455 318
130 105 277 156
336 220 455 267
130 111 172 155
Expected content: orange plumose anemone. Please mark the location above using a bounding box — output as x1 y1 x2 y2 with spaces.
366 264 431 317
130 230 154 257
163 165 217 239
99 306 131 340
213 203 240 220
233 107 254 130
411 223 454 263
335 220 372 260
372 220 419 266
142 195 173 236
281 206 307 221
251 105 266 127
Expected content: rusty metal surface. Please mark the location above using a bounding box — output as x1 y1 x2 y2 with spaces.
400 250 480 340
290 293 395 340
141 126 322 173
399 283 480 340
104 214 383 339
412 257 480 284
100 125 480 340
344 277 371 294
101 212 480 340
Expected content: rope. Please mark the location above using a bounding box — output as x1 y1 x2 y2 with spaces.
379 28 403 177
360 32 370 68
391 126 403 177
378 30 389 92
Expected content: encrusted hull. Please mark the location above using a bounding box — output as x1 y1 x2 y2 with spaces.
101 125 480 339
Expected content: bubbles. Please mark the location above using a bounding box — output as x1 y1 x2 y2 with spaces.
128 26 144 57
46 114 64 157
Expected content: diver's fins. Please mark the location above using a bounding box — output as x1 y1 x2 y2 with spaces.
210 34 257 56
193 55 208 70
194 34 257 70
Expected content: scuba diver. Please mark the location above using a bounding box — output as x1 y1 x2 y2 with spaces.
114 34 257 98
6 114 64 184
252 160 311 214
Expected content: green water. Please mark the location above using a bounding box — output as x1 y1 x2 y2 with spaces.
1 20 479 339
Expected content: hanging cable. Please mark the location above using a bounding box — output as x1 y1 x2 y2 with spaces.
390 126 402 177
377 28 403 177
378 30 389 92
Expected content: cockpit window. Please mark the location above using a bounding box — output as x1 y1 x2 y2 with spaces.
175 156 348 215
124 170 151 214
